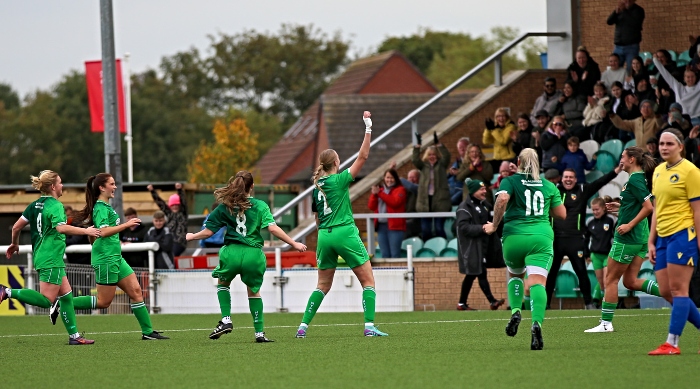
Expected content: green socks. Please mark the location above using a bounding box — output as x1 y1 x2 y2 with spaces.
642 279 661 297
58 291 79 336
249 297 264 332
592 283 602 301
217 286 231 319
9 289 51 308
131 301 153 335
601 301 617 322
73 296 96 310
530 284 547 325
362 287 376 323
508 278 524 314
301 289 325 325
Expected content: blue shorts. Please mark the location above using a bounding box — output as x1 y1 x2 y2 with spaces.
655 227 699 271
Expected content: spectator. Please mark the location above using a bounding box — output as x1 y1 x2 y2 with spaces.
582 82 613 142
647 49 682 85
492 161 514 190
412 136 452 241
64 217 91 265
530 77 562 126
567 47 602 97
368 169 407 259
482 107 516 172
608 99 662 146
546 165 621 309
623 56 648 92
199 202 226 249
645 137 662 164
64 205 74 225
654 57 700 126
119 207 149 268
145 211 175 269
147 182 188 256
540 115 570 171
456 144 494 202
584 197 616 307
448 137 470 205
530 110 551 161
553 80 587 129
610 81 639 142
657 102 692 137
513 113 534 157
684 125 700 168
455 179 505 311
601 53 627 91
400 168 422 239
633 73 655 103
544 168 561 184
560 136 596 183
606 0 645 71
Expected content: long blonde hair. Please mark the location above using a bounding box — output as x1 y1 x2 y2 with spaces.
312 149 338 196
214 171 253 216
518 148 540 179
421 145 441 162
494 107 510 121
30 170 59 195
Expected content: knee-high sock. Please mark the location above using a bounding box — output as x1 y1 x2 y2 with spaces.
686 302 700 329
58 291 79 336
600 301 617 322
131 301 153 335
249 297 264 332
217 286 231 319
530 284 547 326
508 278 524 314
9 289 51 308
73 296 96 310
642 279 661 297
301 289 325 325
459 275 475 305
592 283 602 300
363 287 376 324
669 297 690 336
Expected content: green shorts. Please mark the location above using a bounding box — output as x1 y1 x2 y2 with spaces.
502 234 554 276
316 224 369 270
212 244 266 293
609 241 647 265
37 267 66 285
590 252 608 270
92 257 134 285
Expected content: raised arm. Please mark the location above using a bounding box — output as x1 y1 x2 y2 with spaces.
653 58 682 93
349 111 373 179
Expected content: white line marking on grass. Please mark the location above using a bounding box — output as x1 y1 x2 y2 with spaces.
0 312 668 338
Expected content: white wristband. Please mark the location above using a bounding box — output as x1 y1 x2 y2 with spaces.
365 128 372 134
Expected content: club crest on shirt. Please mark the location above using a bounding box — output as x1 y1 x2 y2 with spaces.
571 194 577 201
621 184 626 192
603 224 609 231
670 174 679 183
577 251 583 258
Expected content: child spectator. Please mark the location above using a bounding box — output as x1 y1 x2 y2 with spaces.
119 207 149 268
584 197 615 307
145 211 175 269
147 182 188 256
560 136 596 182
200 202 226 249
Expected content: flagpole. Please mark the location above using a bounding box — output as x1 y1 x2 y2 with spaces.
124 52 133 183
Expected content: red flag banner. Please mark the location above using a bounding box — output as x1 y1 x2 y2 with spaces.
85 59 126 133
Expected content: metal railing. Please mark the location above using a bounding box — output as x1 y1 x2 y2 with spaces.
270 31 567 248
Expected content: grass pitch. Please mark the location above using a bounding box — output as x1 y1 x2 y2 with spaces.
1 310 698 388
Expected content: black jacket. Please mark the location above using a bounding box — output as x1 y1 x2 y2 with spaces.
584 215 615 256
567 60 602 97
554 171 618 238
606 4 645 46
120 224 148 268
456 195 505 275
146 226 175 269
540 129 570 170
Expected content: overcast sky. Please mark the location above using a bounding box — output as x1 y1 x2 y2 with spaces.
1 0 546 98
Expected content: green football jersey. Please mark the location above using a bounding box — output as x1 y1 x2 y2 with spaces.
21 196 67 270
92 200 122 262
205 198 276 248
495 173 562 239
312 169 355 229
615 171 652 244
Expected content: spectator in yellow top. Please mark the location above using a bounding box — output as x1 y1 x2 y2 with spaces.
482 107 516 172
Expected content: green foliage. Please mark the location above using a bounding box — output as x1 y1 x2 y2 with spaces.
0 83 20 110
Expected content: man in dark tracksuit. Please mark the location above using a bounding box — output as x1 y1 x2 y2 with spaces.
546 166 621 309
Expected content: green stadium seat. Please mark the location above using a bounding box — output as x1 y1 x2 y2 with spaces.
439 247 458 257
555 269 582 299
641 260 653 271
639 51 653 70
585 170 604 183
668 50 677 62
677 50 692 67
618 277 632 297
561 260 574 272
423 237 447 255
401 237 423 257
373 246 382 259
444 218 455 240
416 248 437 257
491 174 500 185
588 268 598 292
600 139 623 159
579 139 600 161
447 238 458 251
594 151 617 174
623 139 636 150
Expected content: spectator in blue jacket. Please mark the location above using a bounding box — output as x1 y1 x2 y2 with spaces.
559 136 596 182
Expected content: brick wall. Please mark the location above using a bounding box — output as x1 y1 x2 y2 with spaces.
579 0 700 71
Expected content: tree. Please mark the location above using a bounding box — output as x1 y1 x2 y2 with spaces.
225 108 283 158
187 119 259 184
0 83 20 110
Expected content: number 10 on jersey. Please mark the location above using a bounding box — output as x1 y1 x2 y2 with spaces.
524 189 544 216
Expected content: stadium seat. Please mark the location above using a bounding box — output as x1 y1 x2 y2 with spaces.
374 246 382 259
618 277 632 297
668 50 677 62
439 238 458 256
600 139 623 159
585 170 604 183
444 218 455 240
639 51 653 70
579 139 600 161
416 247 437 257
677 50 692 67
422 237 447 256
623 139 636 150
613 170 629 187
599 182 621 200
490 174 500 185
588 267 598 292
561 260 574 272
540 172 546 180
401 237 423 257
555 268 582 299
594 150 617 174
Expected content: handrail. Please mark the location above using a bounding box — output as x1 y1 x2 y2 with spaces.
269 31 567 248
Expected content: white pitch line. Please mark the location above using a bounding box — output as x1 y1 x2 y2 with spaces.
0 312 669 338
